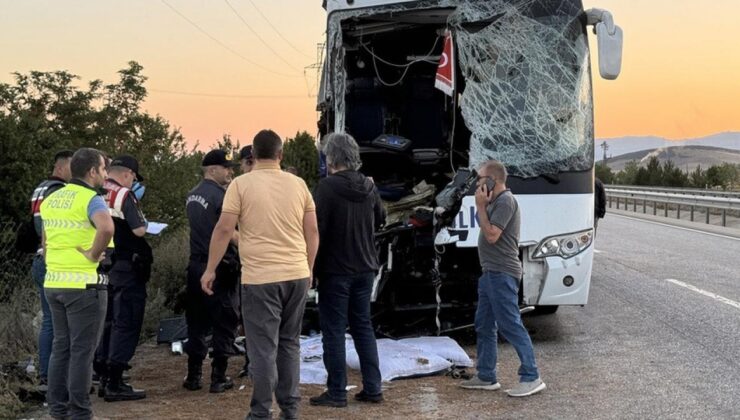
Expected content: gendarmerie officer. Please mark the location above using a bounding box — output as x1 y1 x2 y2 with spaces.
183 150 240 393
95 155 151 402
27 150 73 390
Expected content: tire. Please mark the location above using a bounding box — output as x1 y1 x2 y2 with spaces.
532 305 559 315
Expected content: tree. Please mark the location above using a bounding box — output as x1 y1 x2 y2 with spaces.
0 62 200 228
645 156 663 186
706 163 739 190
282 131 319 189
661 160 688 187
615 160 640 185
595 162 614 184
689 165 706 188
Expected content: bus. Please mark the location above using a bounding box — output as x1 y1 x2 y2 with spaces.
316 0 622 335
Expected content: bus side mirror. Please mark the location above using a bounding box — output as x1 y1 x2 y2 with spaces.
586 8 623 80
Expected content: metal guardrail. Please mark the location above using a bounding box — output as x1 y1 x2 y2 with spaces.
605 187 740 227
609 185 740 198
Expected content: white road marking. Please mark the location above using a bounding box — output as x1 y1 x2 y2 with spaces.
593 249 603 254
611 214 740 242
666 279 740 310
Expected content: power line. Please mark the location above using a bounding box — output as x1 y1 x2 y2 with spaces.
160 0 299 78
223 0 302 72
149 88 309 99
246 0 314 59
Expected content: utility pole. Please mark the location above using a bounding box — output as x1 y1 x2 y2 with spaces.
304 42 326 98
600 141 609 165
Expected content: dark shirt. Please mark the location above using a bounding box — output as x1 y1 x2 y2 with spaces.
106 178 150 261
186 179 237 261
314 170 385 276
478 190 522 279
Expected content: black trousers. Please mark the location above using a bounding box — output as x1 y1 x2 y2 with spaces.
95 260 147 370
184 260 239 361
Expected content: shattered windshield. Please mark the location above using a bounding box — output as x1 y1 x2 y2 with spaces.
325 0 594 178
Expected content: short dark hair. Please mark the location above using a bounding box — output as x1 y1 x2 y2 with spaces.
252 130 282 160
71 148 104 179
481 160 508 184
54 150 74 163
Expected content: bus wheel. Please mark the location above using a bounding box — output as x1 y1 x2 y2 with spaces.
533 305 559 315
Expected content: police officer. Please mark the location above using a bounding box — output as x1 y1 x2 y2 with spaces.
41 148 114 420
239 144 254 174
237 145 253 378
28 150 73 389
95 155 151 402
183 150 241 393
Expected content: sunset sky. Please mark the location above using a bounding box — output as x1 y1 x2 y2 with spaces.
1 0 739 148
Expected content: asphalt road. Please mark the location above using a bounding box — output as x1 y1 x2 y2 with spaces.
500 212 740 419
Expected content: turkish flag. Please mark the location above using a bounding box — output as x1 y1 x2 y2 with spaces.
435 30 455 96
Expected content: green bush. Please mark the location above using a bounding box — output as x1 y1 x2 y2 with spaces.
142 227 190 339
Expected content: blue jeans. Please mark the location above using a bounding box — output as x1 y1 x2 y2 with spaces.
318 273 381 400
32 254 53 380
475 271 539 383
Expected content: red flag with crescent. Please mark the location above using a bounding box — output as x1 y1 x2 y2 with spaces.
435 30 455 96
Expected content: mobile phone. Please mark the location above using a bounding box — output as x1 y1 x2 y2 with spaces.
485 177 496 191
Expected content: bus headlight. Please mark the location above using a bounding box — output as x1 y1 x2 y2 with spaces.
532 229 593 259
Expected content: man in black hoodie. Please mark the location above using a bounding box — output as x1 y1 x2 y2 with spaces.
310 133 386 408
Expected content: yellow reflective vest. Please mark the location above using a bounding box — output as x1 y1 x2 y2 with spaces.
40 183 101 289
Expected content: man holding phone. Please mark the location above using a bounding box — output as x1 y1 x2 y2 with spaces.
460 160 546 397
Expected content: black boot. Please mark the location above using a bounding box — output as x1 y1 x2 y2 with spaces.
93 360 108 398
183 357 203 391
104 364 146 402
209 357 234 394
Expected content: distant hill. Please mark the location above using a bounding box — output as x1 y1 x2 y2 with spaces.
603 145 740 172
595 132 740 161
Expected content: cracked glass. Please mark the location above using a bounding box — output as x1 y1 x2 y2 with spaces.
323 0 594 178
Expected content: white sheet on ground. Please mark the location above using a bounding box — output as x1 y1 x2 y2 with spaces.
300 335 469 384
299 335 327 384
398 336 474 367
346 338 452 382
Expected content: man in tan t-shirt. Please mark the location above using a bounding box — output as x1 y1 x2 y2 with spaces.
201 129 319 420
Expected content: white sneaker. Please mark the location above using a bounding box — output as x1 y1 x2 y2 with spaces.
460 375 501 391
506 378 546 397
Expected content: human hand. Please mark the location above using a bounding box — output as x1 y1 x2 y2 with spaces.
475 182 492 208
201 270 216 296
76 246 105 263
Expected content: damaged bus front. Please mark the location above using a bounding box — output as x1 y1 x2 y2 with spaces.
317 0 622 334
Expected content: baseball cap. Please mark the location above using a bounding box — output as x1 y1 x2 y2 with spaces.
202 149 239 167
239 145 253 161
110 155 144 182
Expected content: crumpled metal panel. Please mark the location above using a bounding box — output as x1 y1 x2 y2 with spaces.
324 0 593 178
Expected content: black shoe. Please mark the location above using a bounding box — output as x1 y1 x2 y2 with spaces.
184 357 203 391
183 376 202 391
209 377 234 393
355 390 384 403
104 382 147 402
97 376 108 398
309 392 347 408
